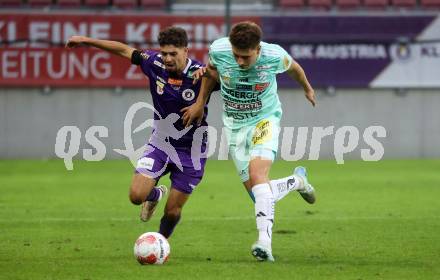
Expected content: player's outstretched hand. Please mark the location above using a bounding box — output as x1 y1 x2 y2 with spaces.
305 89 316 107
65 36 87 49
192 67 207 85
181 103 204 128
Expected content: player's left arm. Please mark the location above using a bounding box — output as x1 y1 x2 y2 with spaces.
65 36 135 60
286 61 316 107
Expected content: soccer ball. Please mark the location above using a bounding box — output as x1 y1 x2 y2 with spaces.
134 232 170 265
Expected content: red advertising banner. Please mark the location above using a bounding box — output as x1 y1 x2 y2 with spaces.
0 13 258 87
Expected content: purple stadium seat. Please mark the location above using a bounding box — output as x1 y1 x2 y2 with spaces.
391 0 416 7
84 0 109 7
420 0 440 8
308 0 332 9
364 0 388 8
27 0 52 6
139 0 165 9
0 0 22 6
336 0 361 9
113 0 137 8
279 0 305 8
57 0 82 7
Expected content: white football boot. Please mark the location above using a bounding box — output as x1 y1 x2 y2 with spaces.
294 166 316 204
140 185 168 222
251 242 275 262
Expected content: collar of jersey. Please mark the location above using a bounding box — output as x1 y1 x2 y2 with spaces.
182 58 192 74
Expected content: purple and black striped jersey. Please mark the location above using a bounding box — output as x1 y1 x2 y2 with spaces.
138 50 210 147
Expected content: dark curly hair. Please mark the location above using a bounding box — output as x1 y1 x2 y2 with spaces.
229 21 262 50
158 26 188 48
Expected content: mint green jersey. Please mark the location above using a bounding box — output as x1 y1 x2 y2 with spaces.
209 37 294 128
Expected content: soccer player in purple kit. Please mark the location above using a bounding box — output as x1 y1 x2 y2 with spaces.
66 27 216 239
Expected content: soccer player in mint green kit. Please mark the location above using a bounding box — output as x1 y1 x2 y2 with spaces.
182 22 317 262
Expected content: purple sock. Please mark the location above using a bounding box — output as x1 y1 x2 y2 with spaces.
159 215 181 239
145 187 161 202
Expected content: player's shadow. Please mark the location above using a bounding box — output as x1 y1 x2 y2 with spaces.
174 255 428 268
274 256 428 268
172 256 271 264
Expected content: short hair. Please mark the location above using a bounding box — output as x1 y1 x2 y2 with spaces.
158 27 188 48
229 21 262 50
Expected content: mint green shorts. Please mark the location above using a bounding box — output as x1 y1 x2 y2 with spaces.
225 115 281 182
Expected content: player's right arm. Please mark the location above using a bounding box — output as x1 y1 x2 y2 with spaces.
65 36 136 60
197 63 219 105
181 62 218 127
286 61 316 107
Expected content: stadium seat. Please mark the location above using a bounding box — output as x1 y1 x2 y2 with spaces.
336 0 361 9
364 0 388 8
278 0 305 8
139 0 165 8
391 0 416 7
113 0 137 8
0 0 22 6
57 0 82 7
27 0 52 6
308 0 332 9
420 0 440 8
84 0 109 7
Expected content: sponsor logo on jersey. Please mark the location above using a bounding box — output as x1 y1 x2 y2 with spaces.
236 84 253 91
252 119 272 145
255 82 269 92
157 76 166 84
182 89 196 101
257 71 268 80
239 77 249 82
224 88 260 99
221 69 232 86
226 111 258 120
224 100 261 110
140 52 149 60
221 75 230 86
156 81 165 95
256 65 271 70
153 60 165 69
168 78 183 86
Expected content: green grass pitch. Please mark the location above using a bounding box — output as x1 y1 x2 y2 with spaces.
1 159 439 279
